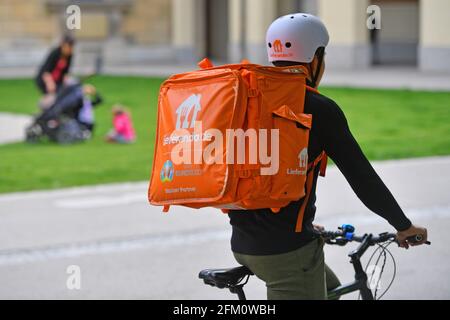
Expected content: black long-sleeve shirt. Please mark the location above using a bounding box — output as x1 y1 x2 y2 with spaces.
228 89 412 255
36 47 72 93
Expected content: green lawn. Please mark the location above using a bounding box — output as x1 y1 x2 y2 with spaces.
0 76 449 194
0 76 161 193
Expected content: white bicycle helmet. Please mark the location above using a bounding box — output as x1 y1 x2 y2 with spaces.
266 13 329 64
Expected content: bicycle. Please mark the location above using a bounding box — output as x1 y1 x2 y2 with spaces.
199 224 430 300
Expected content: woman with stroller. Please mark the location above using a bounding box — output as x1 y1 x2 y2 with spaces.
26 82 102 144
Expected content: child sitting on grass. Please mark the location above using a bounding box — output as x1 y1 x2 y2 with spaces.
105 104 136 144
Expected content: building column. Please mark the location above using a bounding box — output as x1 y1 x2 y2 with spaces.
419 0 450 72
228 0 244 63
171 0 206 63
245 0 278 65
302 0 318 15
318 0 370 69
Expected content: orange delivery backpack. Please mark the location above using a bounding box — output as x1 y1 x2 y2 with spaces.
148 58 326 232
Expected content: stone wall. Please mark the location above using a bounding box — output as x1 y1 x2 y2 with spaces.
122 0 171 45
0 0 58 45
0 0 172 68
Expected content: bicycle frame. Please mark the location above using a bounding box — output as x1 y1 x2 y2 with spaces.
233 233 376 300
327 234 374 300
200 225 429 300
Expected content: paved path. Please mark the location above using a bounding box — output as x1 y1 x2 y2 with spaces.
322 67 450 91
0 156 449 299
1 65 450 91
0 112 32 144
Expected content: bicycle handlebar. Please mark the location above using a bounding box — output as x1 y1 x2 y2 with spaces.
321 225 430 246
321 231 390 247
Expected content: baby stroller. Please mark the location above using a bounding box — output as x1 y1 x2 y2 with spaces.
26 82 102 144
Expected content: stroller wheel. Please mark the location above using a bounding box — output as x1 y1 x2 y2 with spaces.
25 123 43 143
55 130 74 144
81 129 92 140
26 135 39 144
55 119 86 144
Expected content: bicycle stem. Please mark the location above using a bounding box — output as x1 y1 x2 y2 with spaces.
349 234 373 259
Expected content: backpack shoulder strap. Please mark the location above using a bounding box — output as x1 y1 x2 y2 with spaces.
306 85 319 94
305 85 327 177
295 151 327 232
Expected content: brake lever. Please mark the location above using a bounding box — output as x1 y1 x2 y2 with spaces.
325 237 348 246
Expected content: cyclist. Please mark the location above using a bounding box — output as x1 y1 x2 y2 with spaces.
228 13 428 300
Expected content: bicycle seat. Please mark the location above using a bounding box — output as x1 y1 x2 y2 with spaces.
199 266 253 289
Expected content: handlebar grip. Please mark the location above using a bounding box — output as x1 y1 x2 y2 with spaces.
406 234 431 245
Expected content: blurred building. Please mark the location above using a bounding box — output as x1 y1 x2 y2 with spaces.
0 0 449 72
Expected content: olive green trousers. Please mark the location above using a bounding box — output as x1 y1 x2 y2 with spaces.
233 238 341 300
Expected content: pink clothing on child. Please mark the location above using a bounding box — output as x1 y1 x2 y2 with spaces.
113 112 135 141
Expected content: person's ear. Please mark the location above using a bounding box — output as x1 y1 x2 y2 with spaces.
305 59 316 81
311 55 319 71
